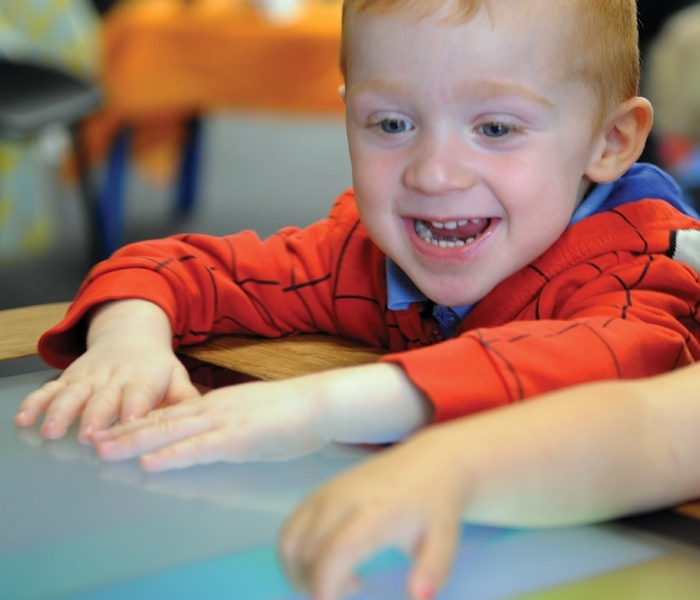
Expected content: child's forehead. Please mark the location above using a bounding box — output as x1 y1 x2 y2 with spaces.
343 0 578 58
343 0 577 73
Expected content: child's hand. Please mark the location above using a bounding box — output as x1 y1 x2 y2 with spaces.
90 377 327 468
14 300 200 442
90 363 432 469
279 428 464 600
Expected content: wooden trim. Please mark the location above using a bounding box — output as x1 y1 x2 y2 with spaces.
0 303 385 380
179 334 386 381
0 302 70 362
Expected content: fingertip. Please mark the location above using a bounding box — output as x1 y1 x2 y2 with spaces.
15 381 63 427
94 438 130 461
92 440 112 459
39 418 66 440
408 575 436 600
310 570 359 600
309 545 357 600
14 409 33 427
140 453 168 471
408 522 458 600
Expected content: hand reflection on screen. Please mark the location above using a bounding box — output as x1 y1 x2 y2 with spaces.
16 423 374 515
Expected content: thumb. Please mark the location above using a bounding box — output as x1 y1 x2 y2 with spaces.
407 519 459 600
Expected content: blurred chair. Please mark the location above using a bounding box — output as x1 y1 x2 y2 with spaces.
0 58 102 263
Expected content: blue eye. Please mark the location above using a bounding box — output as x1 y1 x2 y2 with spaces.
378 118 413 134
479 122 514 138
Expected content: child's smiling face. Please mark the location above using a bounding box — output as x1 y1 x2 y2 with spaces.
343 0 608 307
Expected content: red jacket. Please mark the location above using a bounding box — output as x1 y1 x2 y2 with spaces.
40 191 700 422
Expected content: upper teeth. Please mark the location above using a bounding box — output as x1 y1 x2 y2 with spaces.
431 219 480 229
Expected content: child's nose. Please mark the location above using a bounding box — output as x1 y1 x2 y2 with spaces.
403 135 477 195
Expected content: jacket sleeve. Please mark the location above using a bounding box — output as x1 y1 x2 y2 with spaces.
39 191 386 369
382 250 700 422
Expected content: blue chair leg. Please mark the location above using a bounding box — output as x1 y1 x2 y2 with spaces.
69 122 101 267
99 127 131 259
176 115 202 215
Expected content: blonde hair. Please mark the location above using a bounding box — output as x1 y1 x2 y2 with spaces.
339 0 640 131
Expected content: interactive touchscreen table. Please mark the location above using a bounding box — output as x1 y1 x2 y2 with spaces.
4 369 700 600
3 304 700 599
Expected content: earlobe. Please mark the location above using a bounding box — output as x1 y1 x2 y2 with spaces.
585 97 654 183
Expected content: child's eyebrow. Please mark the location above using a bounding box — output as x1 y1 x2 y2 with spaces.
458 81 556 109
347 79 555 110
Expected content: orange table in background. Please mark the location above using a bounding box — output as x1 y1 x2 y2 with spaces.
82 0 344 183
101 0 343 115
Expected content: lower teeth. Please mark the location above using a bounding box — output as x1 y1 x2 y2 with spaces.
415 220 478 247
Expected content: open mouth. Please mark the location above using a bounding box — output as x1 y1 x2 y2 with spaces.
414 218 491 248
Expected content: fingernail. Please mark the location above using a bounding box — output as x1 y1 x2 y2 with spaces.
417 583 435 600
40 419 61 439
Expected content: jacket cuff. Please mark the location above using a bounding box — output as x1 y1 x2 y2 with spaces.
379 338 512 423
38 269 178 369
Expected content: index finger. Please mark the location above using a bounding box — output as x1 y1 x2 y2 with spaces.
14 379 68 427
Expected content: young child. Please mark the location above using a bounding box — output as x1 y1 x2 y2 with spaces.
279 361 700 600
14 0 700 470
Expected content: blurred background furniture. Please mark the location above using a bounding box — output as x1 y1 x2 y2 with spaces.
0 0 102 265
91 0 122 15
78 0 343 258
0 59 102 262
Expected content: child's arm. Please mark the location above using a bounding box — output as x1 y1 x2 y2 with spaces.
14 295 432 457
279 363 700 600
14 299 200 442
90 362 433 468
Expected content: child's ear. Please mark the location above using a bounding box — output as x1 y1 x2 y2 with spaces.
338 84 346 104
585 97 654 183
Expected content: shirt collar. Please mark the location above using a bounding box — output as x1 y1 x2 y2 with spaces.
568 181 615 225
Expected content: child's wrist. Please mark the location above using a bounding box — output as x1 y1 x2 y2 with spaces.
310 363 433 445
87 299 172 348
